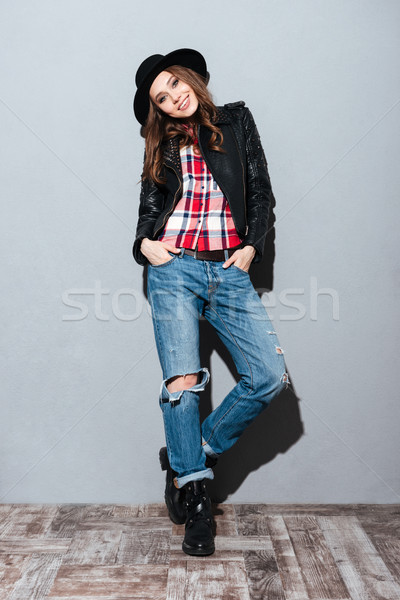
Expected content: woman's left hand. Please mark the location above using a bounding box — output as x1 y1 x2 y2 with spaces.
222 245 256 272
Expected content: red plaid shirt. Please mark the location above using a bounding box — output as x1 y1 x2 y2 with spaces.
157 126 243 251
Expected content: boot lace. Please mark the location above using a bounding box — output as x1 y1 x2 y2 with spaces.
184 482 213 525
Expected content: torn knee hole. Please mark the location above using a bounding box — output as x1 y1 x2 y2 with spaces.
160 367 210 404
166 372 200 393
275 346 284 355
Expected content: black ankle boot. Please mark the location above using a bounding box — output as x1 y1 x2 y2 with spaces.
159 447 186 524
182 479 215 556
159 446 218 525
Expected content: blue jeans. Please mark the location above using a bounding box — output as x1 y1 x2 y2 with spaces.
147 247 290 488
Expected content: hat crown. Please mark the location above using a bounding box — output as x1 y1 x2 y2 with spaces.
135 54 164 88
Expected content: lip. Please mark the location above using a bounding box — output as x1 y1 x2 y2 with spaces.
178 95 190 111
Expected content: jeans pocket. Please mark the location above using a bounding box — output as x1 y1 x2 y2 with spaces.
149 252 178 268
231 264 249 275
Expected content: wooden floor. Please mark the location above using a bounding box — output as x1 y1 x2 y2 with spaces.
0 503 399 599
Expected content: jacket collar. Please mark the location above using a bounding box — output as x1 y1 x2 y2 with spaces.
162 106 231 172
211 106 232 125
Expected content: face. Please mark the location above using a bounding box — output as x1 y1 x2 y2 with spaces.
149 70 199 119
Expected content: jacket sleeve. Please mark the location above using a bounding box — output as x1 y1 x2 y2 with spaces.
132 155 165 266
241 106 274 264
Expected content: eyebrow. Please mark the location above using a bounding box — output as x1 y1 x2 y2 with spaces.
154 75 175 102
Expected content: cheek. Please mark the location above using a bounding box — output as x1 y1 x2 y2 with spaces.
160 101 174 114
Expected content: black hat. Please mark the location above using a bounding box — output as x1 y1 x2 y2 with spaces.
133 48 209 125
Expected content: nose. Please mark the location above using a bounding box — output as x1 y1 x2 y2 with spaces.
172 92 181 104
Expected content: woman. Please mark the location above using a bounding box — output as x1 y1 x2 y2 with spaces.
132 48 290 556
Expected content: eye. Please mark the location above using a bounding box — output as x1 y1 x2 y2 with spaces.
158 79 179 104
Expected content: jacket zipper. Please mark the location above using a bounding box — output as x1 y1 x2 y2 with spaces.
230 124 247 230
197 124 247 237
153 162 182 239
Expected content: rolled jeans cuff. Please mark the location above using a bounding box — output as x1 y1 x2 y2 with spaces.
175 467 214 489
201 437 219 459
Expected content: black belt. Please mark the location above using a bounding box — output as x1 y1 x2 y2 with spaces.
182 244 242 261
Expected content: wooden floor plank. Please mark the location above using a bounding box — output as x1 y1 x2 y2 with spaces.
358 512 400 582
318 515 400 600
0 505 58 539
0 539 70 554
235 511 270 537
284 515 350 600
115 529 170 564
79 516 172 531
0 554 32 600
112 503 168 518
7 552 64 600
0 505 14 534
0 505 14 515
234 504 310 598
46 504 91 539
234 503 400 516
267 515 310 600
166 559 251 600
61 529 122 565
243 549 286 600
46 564 168 599
165 560 187 600
213 504 239 536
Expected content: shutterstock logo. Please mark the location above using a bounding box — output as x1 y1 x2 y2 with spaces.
61 276 339 322
62 280 150 322
261 276 340 321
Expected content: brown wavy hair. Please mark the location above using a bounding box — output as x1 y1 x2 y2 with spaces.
139 65 226 185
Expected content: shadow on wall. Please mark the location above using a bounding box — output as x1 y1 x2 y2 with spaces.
141 192 304 502
198 326 303 503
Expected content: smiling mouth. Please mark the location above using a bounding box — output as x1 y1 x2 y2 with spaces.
178 95 189 110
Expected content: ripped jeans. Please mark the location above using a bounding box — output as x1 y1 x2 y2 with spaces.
147 247 290 488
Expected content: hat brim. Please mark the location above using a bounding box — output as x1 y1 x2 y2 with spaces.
133 48 208 125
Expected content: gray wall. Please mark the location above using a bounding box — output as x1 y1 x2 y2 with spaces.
1 0 399 504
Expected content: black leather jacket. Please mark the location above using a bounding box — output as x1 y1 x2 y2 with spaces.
132 100 275 266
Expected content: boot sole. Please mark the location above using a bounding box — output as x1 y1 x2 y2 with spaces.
182 540 215 556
